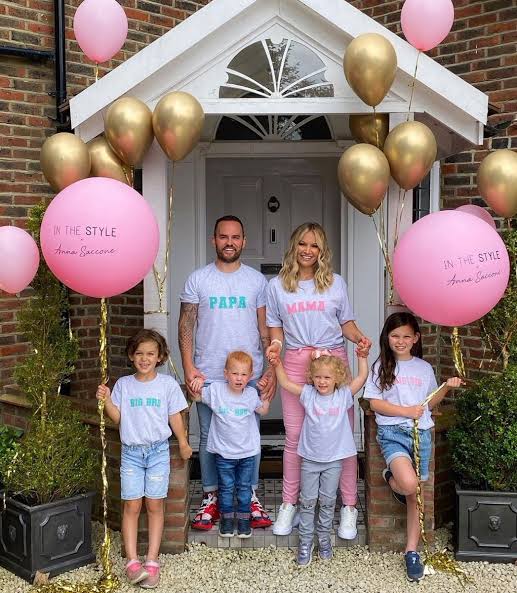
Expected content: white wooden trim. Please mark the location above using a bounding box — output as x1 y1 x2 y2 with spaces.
430 161 441 213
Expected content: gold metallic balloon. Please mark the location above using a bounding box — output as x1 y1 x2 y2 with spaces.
383 121 437 190
478 149 517 218
337 143 391 215
40 132 91 192
344 33 397 107
87 136 129 185
104 97 154 167
349 113 389 149
152 91 205 161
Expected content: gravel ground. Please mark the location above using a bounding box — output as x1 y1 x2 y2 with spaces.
1 525 515 593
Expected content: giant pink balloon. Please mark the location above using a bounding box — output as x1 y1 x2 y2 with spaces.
401 0 454 52
40 178 159 298
456 204 496 230
0 226 40 294
393 211 509 327
73 0 128 64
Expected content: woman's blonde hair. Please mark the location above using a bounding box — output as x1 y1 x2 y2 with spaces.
307 355 350 388
279 222 333 293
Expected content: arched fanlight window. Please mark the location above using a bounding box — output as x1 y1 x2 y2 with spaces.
219 38 334 99
215 114 333 141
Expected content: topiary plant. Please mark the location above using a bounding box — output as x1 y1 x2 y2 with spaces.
2 204 98 504
448 364 517 492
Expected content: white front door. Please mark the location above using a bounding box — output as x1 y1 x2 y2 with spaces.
205 157 342 423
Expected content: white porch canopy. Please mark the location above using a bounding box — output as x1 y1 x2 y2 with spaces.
69 0 489 447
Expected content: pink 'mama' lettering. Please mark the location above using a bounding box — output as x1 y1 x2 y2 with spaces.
286 301 326 314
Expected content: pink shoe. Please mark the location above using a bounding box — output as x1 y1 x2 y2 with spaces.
125 560 149 585
141 560 160 589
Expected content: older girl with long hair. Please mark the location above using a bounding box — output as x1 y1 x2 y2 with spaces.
266 222 371 539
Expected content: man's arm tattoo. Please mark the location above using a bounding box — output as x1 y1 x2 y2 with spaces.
178 302 198 356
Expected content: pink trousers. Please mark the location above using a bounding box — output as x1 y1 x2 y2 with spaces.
281 346 357 506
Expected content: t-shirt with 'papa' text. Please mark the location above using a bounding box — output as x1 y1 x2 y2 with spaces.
180 263 267 382
111 373 188 446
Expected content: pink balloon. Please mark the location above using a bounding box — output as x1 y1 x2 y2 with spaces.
401 0 454 52
73 0 128 64
40 178 159 298
456 204 496 230
393 211 509 327
0 226 40 294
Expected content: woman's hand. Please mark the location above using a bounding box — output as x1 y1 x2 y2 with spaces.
179 442 193 460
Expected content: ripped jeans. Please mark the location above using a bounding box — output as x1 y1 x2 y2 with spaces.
298 458 343 545
120 439 170 500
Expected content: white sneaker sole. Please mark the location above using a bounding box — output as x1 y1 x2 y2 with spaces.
337 527 357 540
272 511 299 536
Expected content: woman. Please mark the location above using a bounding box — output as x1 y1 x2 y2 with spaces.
266 222 371 538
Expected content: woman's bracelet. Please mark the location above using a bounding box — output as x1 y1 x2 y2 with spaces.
271 338 283 349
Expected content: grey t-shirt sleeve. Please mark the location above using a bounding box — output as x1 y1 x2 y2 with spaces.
180 270 200 304
166 378 188 415
111 379 122 409
336 275 355 325
266 277 283 327
363 364 382 399
257 275 268 308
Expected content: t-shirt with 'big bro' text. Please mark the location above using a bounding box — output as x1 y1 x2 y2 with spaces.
180 263 267 382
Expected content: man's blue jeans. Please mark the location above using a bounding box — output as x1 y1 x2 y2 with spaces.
196 381 261 493
215 454 254 518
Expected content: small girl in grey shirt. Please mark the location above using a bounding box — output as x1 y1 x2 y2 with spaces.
272 350 368 567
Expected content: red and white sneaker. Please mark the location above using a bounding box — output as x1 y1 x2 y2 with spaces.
191 491 220 531
250 490 272 529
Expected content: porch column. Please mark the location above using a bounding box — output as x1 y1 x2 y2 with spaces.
141 143 190 554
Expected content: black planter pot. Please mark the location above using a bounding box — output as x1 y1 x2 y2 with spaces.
455 485 517 563
0 491 96 582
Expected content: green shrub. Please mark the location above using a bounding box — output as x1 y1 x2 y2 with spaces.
448 365 517 492
3 399 98 505
0 426 23 482
6 204 98 504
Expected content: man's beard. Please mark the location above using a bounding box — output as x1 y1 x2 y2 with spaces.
216 245 241 263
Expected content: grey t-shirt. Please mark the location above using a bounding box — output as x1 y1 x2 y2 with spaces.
363 357 438 430
111 373 188 446
298 384 356 462
266 274 354 349
180 263 267 381
201 382 262 459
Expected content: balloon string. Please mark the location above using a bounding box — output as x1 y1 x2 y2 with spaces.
393 187 408 249
371 205 394 303
373 106 381 149
33 300 120 592
407 50 421 121
412 385 471 586
94 63 99 83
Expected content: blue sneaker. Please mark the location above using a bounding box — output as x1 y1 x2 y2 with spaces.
405 551 424 582
297 542 314 567
237 518 251 538
318 536 333 561
218 517 234 537
382 468 406 505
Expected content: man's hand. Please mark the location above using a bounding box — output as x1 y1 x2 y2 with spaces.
184 366 206 398
257 366 277 401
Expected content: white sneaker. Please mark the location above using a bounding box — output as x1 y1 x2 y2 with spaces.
337 505 358 540
272 502 297 536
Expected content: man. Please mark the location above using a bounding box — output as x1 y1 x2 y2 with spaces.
179 215 276 531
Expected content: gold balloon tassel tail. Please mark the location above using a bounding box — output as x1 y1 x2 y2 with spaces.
33 300 119 592
411 386 472 586
451 327 466 379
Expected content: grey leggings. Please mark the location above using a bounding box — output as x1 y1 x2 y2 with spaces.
298 457 343 545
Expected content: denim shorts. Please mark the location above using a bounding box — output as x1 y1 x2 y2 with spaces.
120 439 170 500
376 424 432 481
